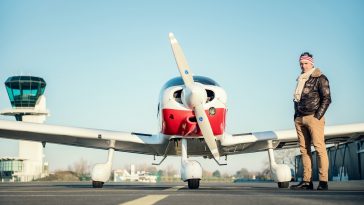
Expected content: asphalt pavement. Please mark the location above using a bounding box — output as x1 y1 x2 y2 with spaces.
0 181 363 205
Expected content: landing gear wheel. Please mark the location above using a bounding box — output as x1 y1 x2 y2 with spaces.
278 181 289 188
92 181 104 188
188 179 200 189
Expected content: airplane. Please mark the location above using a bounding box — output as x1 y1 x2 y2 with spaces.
0 33 364 189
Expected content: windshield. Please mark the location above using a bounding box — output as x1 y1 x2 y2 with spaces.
162 76 220 89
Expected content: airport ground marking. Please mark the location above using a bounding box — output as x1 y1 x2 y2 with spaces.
164 185 184 191
118 195 168 205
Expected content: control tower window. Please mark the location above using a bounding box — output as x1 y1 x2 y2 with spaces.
5 76 46 108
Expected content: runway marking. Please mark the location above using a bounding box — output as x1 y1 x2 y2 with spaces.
2 193 364 198
0 190 130 193
164 185 184 191
118 195 168 205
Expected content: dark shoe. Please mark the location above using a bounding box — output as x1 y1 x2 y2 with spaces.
290 181 313 190
317 181 328 190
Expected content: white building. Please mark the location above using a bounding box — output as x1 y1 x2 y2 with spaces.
114 165 157 183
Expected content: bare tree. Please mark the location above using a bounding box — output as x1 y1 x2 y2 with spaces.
165 164 177 177
136 163 158 174
221 172 231 178
274 148 299 169
202 169 212 177
69 158 91 177
234 167 250 178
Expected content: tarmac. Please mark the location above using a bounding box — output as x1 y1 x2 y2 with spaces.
0 181 363 205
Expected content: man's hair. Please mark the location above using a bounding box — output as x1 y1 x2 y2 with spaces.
300 52 313 58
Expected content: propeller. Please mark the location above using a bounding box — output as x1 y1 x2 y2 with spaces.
169 33 220 160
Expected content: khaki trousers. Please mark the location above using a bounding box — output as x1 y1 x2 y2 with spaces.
295 115 329 182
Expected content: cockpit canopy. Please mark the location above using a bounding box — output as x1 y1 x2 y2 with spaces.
162 76 220 90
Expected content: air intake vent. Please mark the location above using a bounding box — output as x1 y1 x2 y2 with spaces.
173 89 183 104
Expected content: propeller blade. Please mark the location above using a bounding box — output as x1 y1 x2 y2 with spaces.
194 104 220 160
169 33 194 87
169 33 220 160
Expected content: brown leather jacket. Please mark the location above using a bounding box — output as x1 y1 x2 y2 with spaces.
294 68 331 120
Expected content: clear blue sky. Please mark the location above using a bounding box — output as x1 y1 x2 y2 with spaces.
0 0 363 175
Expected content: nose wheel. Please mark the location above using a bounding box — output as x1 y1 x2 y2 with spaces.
92 181 104 188
188 179 200 189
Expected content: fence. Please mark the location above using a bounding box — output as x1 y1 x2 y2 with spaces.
294 140 364 181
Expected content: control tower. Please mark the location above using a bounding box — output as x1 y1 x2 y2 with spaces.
1 76 49 181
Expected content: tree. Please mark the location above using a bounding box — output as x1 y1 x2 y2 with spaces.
156 170 164 177
221 172 231 179
165 164 177 177
135 163 158 175
274 148 299 169
234 167 250 179
212 170 221 178
255 165 271 180
203 169 212 177
68 158 91 177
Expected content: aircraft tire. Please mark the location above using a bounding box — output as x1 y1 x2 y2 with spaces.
277 181 289 188
188 179 200 189
92 181 104 188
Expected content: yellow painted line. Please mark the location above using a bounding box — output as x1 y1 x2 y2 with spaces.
164 185 184 191
119 195 168 205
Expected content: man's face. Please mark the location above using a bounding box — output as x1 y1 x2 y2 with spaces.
300 61 314 73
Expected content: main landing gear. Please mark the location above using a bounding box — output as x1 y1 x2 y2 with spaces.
267 140 291 188
91 140 115 188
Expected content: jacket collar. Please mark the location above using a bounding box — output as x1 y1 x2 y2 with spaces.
311 68 322 77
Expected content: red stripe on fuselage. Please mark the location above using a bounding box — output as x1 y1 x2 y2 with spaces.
161 108 226 136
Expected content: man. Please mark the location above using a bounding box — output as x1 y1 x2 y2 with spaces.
290 52 331 190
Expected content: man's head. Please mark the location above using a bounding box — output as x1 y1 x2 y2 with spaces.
299 52 314 73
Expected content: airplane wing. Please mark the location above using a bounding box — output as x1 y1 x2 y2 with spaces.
219 123 364 155
0 120 168 155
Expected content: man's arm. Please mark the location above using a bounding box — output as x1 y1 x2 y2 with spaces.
294 101 298 120
314 75 331 120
